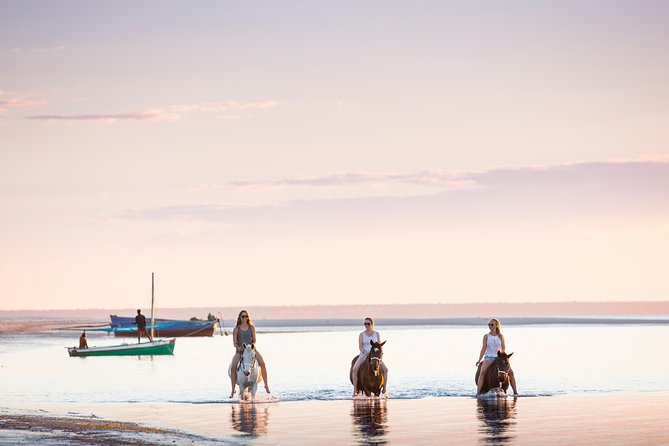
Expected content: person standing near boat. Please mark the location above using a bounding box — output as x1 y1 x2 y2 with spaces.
135 309 153 343
229 310 270 398
78 330 88 349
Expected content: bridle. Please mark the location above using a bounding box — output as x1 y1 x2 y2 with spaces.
238 348 256 375
368 348 383 371
493 359 510 387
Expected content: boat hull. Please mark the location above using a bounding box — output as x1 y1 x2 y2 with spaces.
68 339 176 357
110 315 218 337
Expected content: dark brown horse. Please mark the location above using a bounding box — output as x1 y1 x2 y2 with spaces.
350 340 386 397
475 351 514 395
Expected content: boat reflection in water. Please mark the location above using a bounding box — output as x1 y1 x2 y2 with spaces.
230 404 269 437
351 399 388 446
476 397 518 445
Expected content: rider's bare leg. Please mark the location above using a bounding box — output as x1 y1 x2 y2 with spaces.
381 362 388 395
476 360 492 395
509 368 518 395
230 353 240 398
351 355 366 397
256 352 270 393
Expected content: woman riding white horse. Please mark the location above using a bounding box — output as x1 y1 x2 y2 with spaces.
230 343 262 401
229 310 270 398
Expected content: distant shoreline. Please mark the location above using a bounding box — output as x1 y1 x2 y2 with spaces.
1 315 668 334
1 301 668 321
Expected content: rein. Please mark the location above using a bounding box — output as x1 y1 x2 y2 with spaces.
238 351 256 373
492 359 510 388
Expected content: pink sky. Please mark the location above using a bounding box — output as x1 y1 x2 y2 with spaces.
1 1 668 310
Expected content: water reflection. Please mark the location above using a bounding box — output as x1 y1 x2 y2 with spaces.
351 399 388 445
230 404 269 437
476 397 517 444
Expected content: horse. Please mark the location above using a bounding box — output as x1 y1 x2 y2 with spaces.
228 343 263 402
475 351 514 396
350 340 386 397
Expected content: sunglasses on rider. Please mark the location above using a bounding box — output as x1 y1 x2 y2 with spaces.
241 315 248 319
488 323 495 326
364 322 371 326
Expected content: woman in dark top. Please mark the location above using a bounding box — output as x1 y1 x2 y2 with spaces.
229 309 270 398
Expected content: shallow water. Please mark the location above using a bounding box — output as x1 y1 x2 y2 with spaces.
0 322 667 404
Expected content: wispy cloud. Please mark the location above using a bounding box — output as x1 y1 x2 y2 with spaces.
129 161 669 224
27 112 161 122
25 100 279 123
197 171 475 190
0 90 46 113
8 46 65 54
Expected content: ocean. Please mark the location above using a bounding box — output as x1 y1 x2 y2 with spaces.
1 318 668 445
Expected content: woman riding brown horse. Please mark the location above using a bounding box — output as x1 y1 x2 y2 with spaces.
475 351 514 395
350 339 386 397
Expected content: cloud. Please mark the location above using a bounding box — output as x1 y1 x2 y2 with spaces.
24 100 279 123
0 90 45 113
197 171 475 190
8 46 65 53
27 112 161 122
126 161 669 224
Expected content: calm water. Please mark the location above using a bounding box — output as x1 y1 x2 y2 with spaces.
0 322 667 405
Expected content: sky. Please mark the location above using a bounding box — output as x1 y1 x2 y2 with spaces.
1 1 668 310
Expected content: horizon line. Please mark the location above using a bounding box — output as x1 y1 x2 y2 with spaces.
1 300 668 313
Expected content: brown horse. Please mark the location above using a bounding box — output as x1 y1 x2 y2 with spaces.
475 351 514 395
350 340 386 397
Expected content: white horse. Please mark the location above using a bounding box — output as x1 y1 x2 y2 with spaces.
228 343 262 402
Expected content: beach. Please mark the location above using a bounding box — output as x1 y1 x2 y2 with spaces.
1 318 668 445
3 393 669 445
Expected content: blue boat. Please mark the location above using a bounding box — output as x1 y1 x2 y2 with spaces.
108 315 219 337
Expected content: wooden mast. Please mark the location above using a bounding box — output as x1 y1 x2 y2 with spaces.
150 272 155 339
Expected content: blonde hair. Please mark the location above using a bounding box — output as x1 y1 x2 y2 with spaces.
489 318 502 336
236 309 254 327
364 317 375 329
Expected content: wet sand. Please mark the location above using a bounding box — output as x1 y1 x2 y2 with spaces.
3 392 669 445
0 411 228 445
0 320 102 334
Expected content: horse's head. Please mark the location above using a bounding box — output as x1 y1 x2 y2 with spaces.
239 343 256 377
368 340 386 377
495 351 513 380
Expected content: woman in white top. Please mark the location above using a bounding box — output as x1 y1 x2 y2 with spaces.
475 318 518 395
351 317 388 397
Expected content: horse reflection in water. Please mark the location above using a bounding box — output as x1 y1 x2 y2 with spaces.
476 397 517 445
230 404 269 437
351 399 388 446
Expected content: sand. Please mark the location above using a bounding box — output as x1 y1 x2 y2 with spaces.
0 411 228 445
3 392 668 445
